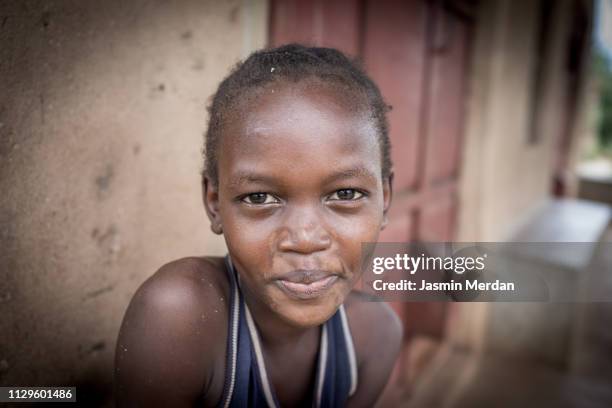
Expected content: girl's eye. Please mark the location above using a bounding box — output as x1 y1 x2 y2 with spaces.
241 193 279 205
328 189 365 201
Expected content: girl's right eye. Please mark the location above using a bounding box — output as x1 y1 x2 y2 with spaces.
241 193 280 205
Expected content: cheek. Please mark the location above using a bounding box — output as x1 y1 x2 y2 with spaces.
227 213 281 246
226 237 268 273
332 207 383 244
221 212 279 279
340 215 381 239
331 209 383 274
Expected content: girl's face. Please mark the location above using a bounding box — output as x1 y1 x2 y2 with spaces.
205 81 391 328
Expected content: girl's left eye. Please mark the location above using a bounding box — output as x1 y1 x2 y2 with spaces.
327 189 365 201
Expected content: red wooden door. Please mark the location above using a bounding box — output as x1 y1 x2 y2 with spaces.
270 0 474 392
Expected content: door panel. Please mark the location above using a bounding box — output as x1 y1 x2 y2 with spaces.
270 0 361 55
362 0 428 193
425 8 470 185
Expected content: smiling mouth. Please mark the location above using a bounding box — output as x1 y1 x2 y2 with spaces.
276 270 339 300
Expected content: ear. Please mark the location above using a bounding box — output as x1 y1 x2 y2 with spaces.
203 175 223 235
381 172 393 230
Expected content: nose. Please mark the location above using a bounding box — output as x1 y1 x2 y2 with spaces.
277 205 332 254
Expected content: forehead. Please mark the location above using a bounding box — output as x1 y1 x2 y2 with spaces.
218 82 381 184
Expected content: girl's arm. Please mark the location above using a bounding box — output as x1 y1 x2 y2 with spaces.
114 259 227 407
345 295 403 408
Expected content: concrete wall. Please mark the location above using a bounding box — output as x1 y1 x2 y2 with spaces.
451 0 589 351
457 0 577 242
0 0 267 404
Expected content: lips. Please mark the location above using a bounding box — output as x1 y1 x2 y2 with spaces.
276 269 339 300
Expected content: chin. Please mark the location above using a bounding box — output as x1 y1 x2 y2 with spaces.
273 288 347 328
280 306 336 328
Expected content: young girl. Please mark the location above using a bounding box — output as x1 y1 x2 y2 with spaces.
114 44 403 408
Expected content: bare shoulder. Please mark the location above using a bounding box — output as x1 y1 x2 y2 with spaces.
344 290 403 365
138 256 230 311
125 256 230 339
343 290 403 408
115 256 230 408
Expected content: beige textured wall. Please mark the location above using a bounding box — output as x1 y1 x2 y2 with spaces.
0 0 267 404
457 0 575 242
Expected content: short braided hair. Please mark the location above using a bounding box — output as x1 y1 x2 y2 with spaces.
203 43 392 186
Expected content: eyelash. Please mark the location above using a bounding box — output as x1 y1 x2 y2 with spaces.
328 189 366 201
239 189 367 205
241 192 280 205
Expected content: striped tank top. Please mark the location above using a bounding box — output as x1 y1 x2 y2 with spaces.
218 256 358 408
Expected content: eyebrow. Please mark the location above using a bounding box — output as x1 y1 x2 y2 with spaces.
227 172 278 188
227 166 378 189
322 166 378 185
